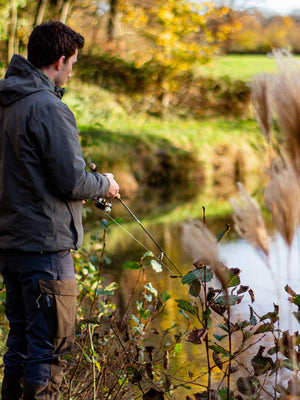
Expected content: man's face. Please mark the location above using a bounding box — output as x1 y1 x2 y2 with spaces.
54 49 78 87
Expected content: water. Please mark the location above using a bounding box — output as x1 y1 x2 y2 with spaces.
87 204 300 327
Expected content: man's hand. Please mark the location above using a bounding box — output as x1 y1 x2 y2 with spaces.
103 173 119 197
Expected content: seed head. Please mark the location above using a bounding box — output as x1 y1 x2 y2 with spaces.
251 73 273 143
271 52 300 173
264 164 300 247
230 183 270 256
182 220 228 289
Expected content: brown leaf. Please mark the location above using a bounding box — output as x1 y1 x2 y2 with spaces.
143 388 164 400
165 375 171 390
163 350 169 370
146 363 154 380
211 303 226 316
185 328 208 344
213 351 223 371
146 346 155 362
237 376 260 395
285 285 297 297
249 288 255 303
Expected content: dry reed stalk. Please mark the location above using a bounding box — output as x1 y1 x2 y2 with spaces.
271 52 300 173
182 219 220 267
264 164 300 247
230 183 270 257
182 220 228 289
251 73 273 144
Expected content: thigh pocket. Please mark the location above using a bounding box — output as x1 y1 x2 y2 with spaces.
39 279 79 338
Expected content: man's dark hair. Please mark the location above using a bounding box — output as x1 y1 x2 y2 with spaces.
27 21 84 69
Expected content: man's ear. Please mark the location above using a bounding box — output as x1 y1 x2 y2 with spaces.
54 55 65 71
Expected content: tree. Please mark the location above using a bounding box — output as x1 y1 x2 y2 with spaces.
118 0 232 112
107 0 118 41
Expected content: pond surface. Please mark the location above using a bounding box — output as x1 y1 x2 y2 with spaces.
83 183 300 397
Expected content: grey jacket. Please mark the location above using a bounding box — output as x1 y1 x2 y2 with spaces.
0 55 109 252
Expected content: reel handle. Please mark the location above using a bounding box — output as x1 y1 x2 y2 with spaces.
89 163 98 173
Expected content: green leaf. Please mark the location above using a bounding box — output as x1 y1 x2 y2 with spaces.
148 259 162 273
134 323 144 335
161 291 171 302
106 217 123 227
145 294 152 302
293 295 300 306
217 225 230 242
97 289 114 296
254 323 274 334
213 334 227 341
123 261 141 270
175 299 198 316
249 306 257 325
189 280 200 297
227 268 241 287
283 358 300 371
131 314 140 323
228 275 240 288
145 282 158 297
140 309 151 320
268 346 279 355
238 320 250 329
105 282 119 291
215 295 243 306
142 251 154 258
101 219 108 228
209 344 229 355
293 311 300 323
174 343 182 354
251 346 274 376
218 388 234 400
237 376 259 395
206 317 212 329
217 323 230 333
243 330 254 341
182 268 213 285
179 309 190 319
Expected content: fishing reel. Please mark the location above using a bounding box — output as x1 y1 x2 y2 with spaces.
94 197 112 213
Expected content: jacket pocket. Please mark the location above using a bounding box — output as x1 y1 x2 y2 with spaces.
39 279 79 338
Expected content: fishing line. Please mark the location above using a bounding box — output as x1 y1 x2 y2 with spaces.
89 163 183 278
101 210 182 277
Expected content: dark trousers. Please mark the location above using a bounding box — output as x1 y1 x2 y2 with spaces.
0 251 79 400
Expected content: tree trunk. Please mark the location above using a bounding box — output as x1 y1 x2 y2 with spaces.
8 0 18 63
107 0 118 42
60 0 72 24
34 0 49 26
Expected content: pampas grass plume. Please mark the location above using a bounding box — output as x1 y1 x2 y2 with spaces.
230 183 270 256
271 52 300 172
264 165 300 247
182 220 228 289
251 73 273 144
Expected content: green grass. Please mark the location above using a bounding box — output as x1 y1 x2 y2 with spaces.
194 54 295 81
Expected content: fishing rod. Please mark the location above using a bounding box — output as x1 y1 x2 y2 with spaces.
89 163 183 277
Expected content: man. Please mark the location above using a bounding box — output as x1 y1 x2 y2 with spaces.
0 21 119 399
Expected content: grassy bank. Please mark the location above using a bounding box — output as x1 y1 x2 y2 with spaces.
195 53 300 81
64 78 266 192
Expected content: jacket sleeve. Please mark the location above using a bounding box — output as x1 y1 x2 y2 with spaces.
29 95 109 200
